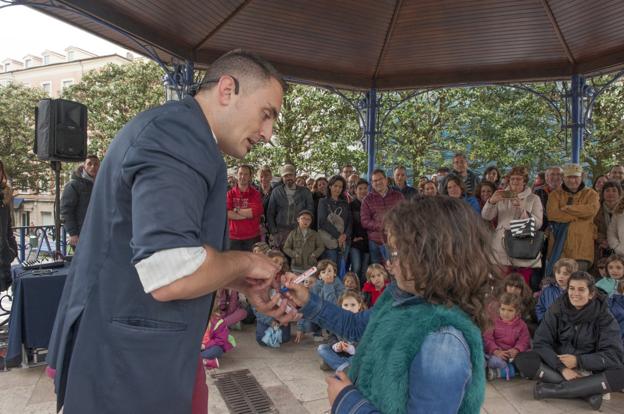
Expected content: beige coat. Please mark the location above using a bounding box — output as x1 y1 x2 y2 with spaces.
546 185 600 264
481 186 544 267
608 212 624 255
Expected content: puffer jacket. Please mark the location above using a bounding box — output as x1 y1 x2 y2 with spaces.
60 166 95 236
535 283 566 322
608 294 624 343
546 183 600 264
481 186 544 268
483 315 531 354
533 293 624 372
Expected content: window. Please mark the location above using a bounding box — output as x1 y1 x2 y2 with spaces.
25 59 31 68
21 211 31 227
67 50 75 61
43 55 49 65
4 63 10 72
61 79 74 90
41 82 51 96
41 211 53 226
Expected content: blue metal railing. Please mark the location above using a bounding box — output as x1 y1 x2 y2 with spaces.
13 226 68 263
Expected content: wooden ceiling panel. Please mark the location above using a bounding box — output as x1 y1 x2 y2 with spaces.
24 0 624 89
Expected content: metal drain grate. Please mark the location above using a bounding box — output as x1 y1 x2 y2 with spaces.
211 369 276 414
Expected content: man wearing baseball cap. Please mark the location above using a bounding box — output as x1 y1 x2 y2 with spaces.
546 163 600 272
267 163 313 248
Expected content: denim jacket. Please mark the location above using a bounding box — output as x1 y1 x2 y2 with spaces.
301 282 472 414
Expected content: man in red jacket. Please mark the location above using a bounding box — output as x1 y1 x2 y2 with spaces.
227 164 263 251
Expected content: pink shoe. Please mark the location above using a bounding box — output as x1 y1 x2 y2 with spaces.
46 366 56 379
203 358 219 369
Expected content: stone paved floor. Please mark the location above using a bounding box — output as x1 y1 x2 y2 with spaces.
1 324 623 413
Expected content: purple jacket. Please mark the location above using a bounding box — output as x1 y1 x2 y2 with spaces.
360 189 404 243
202 316 234 352
217 289 241 319
483 316 531 355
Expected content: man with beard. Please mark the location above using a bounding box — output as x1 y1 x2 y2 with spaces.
267 164 313 248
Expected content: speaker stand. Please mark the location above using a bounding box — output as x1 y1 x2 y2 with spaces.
51 161 62 259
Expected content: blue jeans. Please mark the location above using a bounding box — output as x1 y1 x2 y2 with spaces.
323 248 339 264
318 344 352 371
349 247 369 286
368 241 388 265
201 346 224 360
255 321 291 345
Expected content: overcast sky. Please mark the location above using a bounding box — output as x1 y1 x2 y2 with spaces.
0 5 133 61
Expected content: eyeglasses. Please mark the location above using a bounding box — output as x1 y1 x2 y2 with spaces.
195 75 240 95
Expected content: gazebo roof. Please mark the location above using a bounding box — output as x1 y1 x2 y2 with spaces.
30 0 624 90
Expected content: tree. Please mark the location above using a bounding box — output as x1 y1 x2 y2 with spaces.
62 60 165 157
0 83 50 191
238 84 365 177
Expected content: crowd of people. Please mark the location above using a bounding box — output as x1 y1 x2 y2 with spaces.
211 155 624 410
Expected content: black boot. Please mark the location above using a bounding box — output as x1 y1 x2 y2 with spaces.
534 363 564 383
534 373 610 411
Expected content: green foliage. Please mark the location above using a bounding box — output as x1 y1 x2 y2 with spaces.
0 83 50 191
238 84 365 176
61 60 165 157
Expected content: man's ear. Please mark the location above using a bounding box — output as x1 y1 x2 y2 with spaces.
216 75 237 106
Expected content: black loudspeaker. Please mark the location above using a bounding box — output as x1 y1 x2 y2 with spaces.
34 99 88 162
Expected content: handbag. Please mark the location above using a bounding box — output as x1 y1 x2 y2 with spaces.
504 217 544 260
319 206 344 249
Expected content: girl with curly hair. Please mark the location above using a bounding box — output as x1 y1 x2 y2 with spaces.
286 197 497 413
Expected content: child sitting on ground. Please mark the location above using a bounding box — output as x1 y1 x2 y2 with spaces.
311 259 345 304
608 281 624 344
596 254 624 295
596 257 608 279
362 264 390 307
294 274 320 344
283 210 325 273
535 258 578 322
487 273 537 334
252 241 271 255
483 293 531 381
201 307 237 369
317 291 365 371
342 271 360 292
215 288 248 329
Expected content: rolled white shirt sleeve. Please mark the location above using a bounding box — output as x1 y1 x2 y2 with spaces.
134 246 206 293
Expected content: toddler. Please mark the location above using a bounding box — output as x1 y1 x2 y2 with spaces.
484 293 530 381
215 288 247 329
535 258 578 321
487 273 536 332
283 210 325 273
311 259 345 304
596 257 608 279
596 254 624 295
343 272 360 291
317 291 365 371
362 264 389 307
608 281 624 343
201 308 237 369
252 241 270 255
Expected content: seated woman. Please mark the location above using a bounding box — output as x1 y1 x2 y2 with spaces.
445 175 481 214
514 271 624 410
286 197 494 413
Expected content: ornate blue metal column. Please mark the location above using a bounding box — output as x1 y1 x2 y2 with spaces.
364 86 378 180
570 74 585 163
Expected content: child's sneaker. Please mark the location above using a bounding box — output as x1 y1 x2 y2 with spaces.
204 358 220 369
486 368 497 381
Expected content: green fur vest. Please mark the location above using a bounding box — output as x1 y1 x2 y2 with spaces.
348 289 485 414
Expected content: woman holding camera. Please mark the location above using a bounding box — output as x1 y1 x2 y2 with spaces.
482 166 543 287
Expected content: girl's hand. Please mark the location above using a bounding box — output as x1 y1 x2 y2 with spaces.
294 331 303 344
561 368 581 381
326 370 353 406
493 349 507 360
558 354 577 369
